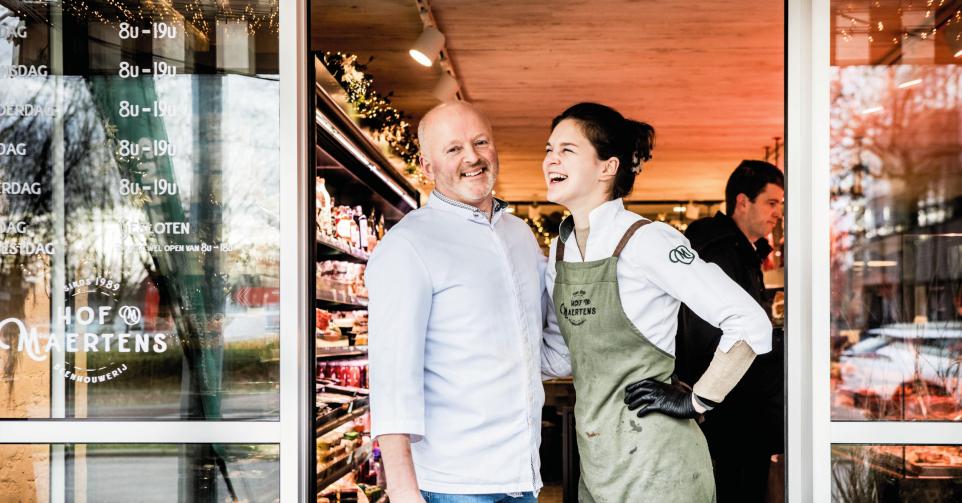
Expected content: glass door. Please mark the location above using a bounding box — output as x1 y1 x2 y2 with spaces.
0 1 308 500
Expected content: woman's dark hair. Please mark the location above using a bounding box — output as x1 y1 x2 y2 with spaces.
551 102 655 199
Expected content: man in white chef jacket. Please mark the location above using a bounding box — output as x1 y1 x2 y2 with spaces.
366 102 547 503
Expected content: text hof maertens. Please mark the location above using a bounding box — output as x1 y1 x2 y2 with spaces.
0 277 170 384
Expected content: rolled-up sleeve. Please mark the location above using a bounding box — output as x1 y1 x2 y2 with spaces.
366 232 433 441
541 240 572 379
633 223 773 355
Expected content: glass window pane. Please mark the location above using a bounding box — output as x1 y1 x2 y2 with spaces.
830 0 962 421
832 444 962 501
0 2 280 418
0 443 279 502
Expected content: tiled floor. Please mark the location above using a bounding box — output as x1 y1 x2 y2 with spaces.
538 485 563 503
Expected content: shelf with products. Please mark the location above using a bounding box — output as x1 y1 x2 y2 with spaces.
316 403 370 438
316 347 367 360
314 386 369 422
316 259 367 305
316 420 373 495
312 56 419 502
315 394 381 502
317 232 370 264
316 450 371 497
318 471 385 503
315 307 368 348
316 288 368 310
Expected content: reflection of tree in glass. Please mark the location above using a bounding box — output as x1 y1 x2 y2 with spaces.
832 445 881 503
0 77 132 389
0 73 249 422
87 75 229 421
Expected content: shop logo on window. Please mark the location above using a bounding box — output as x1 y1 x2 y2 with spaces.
0 277 170 384
118 305 142 326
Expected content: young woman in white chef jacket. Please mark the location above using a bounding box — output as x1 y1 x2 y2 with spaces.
540 102 773 503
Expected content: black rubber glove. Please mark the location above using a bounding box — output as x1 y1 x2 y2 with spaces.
624 377 699 420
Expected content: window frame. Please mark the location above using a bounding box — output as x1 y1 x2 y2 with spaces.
789 1 962 501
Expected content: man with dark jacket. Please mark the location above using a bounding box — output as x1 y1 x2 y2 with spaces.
676 160 784 503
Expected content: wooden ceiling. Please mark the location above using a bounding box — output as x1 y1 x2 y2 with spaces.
311 0 785 202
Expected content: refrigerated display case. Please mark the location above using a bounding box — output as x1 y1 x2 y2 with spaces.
311 53 420 502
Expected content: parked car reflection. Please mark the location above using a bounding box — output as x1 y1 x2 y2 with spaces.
837 322 962 420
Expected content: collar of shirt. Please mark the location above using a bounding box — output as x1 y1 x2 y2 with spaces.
557 198 629 257
428 189 509 225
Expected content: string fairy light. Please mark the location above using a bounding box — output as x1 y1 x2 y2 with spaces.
321 52 423 178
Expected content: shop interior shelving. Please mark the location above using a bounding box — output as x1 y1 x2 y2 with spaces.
317 232 370 263
316 448 372 494
315 286 368 311
315 402 370 437
315 347 367 360
312 53 421 500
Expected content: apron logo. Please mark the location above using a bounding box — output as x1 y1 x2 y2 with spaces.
668 245 695 264
560 289 597 326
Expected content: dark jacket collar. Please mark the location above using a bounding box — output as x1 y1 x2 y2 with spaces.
687 212 772 263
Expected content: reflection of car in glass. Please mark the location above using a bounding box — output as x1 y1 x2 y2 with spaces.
837 322 962 418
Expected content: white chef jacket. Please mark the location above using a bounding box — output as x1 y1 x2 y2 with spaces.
366 191 546 494
541 198 772 379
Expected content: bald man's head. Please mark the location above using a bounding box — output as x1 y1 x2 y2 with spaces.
417 101 493 153
416 101 499 213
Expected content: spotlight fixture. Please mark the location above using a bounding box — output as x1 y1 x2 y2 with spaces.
432 72 460 101
410 26 445 67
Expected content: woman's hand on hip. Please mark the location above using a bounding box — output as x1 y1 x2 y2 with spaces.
624 378 701 420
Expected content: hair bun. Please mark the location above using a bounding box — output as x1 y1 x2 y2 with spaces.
625 120 655 173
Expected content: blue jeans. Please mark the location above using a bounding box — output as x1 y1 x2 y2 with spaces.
420 491 538 503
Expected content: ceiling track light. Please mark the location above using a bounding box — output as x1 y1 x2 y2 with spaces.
413 0 464 102
409 26 445 67
432 72 460 101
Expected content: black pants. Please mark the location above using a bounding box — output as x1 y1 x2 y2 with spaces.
712 447 773 503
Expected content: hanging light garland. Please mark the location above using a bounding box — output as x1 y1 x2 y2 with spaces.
321 52 422 178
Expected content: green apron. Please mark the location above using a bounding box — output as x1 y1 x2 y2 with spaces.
553 220 715 503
